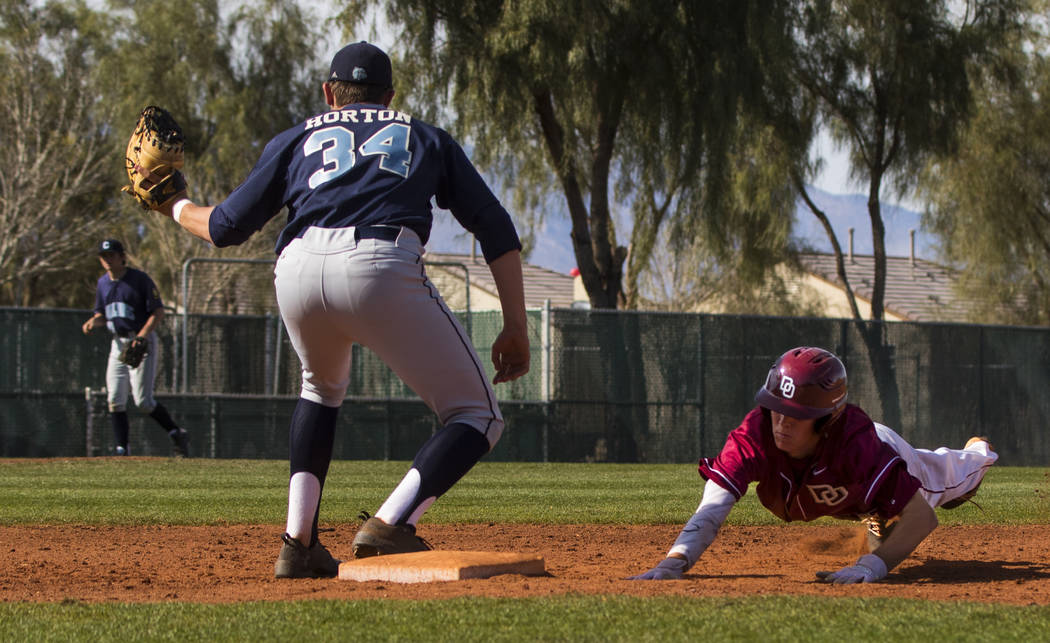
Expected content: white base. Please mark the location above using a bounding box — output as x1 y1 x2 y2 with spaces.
338 550 546 583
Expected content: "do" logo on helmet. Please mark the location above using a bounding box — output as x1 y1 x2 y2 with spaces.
779 375 796 398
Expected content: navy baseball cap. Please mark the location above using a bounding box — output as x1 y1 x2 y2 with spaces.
328 41 392 88
98 239 125 255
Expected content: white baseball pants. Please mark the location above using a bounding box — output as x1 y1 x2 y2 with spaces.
273 225 504 446
874 423 998 508
106 332 159 413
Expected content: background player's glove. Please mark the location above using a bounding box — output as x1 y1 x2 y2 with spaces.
121 106 187 211
816 553 888 584
119 337 149 368
628 557 689 580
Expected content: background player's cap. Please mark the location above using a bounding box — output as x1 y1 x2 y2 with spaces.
329 41 392 88
98 239 124 255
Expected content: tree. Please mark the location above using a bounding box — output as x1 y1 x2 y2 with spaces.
636 117 818 315
93 0 323 309
922 36 1050 325
794 0 1025 321
791 0 1025 429
0 0 121 306
337 0 799 310
637 229 822 316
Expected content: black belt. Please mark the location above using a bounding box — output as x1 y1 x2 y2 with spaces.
355 225 402 242
115 329 134 338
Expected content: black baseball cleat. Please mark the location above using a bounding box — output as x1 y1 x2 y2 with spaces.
171 428 191 458
274 533 341 579
351 511 431 558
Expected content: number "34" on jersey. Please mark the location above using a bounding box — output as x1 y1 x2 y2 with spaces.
303 123 412 188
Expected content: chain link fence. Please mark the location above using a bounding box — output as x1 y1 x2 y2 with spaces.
2 302 1048 464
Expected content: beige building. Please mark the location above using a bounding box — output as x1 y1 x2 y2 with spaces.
424 252 578 311
425 248 970 322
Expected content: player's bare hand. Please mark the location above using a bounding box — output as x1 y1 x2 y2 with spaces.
628 557 688 580
491 328 530 384
81 319 95 335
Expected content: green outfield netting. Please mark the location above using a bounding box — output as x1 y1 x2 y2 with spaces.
2 306 1048 464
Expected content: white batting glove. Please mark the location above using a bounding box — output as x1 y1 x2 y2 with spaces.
816 554 888 584
628 557 689 580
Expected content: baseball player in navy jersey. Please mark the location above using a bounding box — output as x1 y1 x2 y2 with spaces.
630 346 997 584
154 42 530 578
82 239 191 457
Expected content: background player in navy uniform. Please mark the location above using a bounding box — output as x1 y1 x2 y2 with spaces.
82 239 191 457
154 42 531 578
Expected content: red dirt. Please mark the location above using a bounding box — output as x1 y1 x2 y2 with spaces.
3 523 1048 605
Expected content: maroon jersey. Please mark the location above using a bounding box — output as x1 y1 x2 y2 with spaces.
698 404 920 522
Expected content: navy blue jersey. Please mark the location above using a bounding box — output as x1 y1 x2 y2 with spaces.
93 268 162 336
209 103 522 262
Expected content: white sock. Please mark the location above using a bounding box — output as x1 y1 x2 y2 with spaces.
375 468 434 527
285 472 321 544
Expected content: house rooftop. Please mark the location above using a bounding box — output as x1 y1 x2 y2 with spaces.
799 252 975 322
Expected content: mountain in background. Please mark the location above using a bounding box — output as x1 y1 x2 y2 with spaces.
792 187 934 260
425 186 934 274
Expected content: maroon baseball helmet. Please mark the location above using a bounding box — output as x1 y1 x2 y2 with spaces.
754 347 847 421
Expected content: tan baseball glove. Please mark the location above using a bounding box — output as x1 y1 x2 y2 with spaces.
121 106 187 211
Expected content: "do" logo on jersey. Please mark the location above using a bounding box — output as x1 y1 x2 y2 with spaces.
779 375 796 398
807 484 849 506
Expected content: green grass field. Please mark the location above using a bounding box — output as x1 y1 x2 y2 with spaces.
1 460 1048 642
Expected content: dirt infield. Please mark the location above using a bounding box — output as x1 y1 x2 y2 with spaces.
3 523 1047 605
